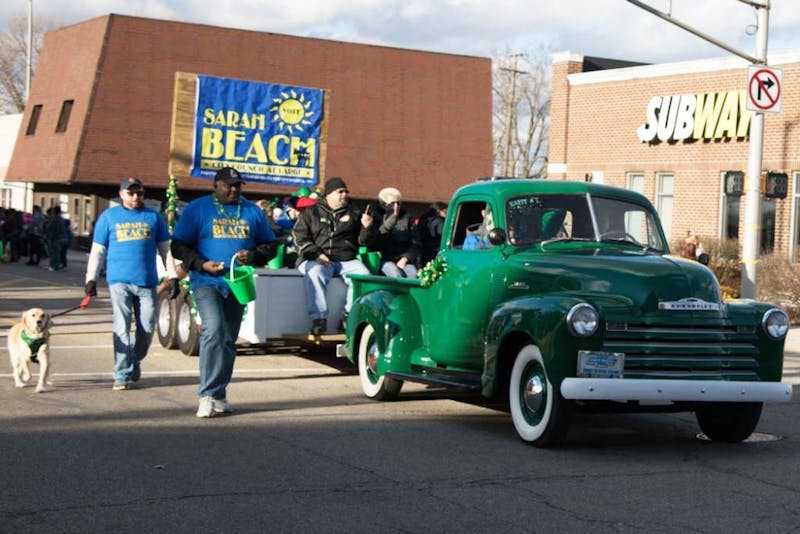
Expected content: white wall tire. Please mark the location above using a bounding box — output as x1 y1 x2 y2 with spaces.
509 344 571 447
358 324 402 400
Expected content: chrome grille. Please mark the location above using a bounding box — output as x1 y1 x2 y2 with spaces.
603 323 760 381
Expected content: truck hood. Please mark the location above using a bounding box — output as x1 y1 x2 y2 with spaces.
513 250 724 320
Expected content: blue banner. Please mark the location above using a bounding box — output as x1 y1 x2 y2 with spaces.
190 75 324 187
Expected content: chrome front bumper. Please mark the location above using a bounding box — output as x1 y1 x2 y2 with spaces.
560 378 793 403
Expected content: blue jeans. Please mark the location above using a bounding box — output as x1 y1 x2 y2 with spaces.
48 239 66 270
381 260 417 279
109 283 157 382
193 285 244 399
299 259 369 320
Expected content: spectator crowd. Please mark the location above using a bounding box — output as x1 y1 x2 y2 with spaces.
1 205 73 269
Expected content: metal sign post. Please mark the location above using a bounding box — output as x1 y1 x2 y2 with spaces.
740 6 771 299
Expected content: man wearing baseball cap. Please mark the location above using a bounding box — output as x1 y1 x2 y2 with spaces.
85 177 180 390
171 166 278 418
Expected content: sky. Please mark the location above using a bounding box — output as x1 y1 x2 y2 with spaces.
2 0 799 64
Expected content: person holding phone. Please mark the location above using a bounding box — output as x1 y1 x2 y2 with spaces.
374 187 420 279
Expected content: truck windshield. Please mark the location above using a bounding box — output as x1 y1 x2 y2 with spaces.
504 194 665 251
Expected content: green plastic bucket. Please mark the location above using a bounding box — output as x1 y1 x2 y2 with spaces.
267 243 285 269
225 255 256 304
358 246 381 275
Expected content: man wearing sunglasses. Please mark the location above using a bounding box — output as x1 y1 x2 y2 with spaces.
85 177 179 391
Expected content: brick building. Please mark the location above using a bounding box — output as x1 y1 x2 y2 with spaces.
6 14 492 246
548 51 800 261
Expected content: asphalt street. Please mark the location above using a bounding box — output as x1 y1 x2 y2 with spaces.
1 250 800 533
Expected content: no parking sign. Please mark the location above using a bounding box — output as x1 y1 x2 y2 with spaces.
747 65 783 113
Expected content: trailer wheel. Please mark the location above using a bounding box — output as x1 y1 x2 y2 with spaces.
358 324 402 400
156 291 178 349
176 291 199 357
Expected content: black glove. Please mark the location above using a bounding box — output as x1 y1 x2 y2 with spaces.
167 278 181 300
85 280 97 297
241 250 255 265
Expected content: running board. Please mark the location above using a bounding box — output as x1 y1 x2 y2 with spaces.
386 371 482 390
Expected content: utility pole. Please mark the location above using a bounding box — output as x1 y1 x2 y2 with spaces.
500 53 525 177
625 0 771 298
26 0 33 103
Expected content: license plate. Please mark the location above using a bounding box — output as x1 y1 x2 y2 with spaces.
577 350 624 378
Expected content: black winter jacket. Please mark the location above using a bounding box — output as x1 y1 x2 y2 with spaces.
376 207 420 265
293 200 374 262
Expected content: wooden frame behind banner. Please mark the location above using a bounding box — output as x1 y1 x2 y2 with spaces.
168 72 197 178
167 71 329 186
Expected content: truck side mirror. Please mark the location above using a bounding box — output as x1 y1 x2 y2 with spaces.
488 228 507 246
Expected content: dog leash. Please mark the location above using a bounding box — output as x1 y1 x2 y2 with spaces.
50 295 93 318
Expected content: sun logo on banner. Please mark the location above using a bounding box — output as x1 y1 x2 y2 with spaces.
270 90 315 133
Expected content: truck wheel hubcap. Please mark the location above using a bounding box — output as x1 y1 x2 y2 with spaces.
367 343 379 375
524 373 545 415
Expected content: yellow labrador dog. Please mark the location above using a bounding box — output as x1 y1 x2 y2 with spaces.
7 307 52 392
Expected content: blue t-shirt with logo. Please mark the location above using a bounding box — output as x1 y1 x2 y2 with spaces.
93 205 171 287
172 195 275 293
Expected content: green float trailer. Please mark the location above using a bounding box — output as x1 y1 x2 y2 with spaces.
157 269 347 356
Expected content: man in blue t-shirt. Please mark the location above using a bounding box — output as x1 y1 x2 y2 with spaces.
171 167 277 418
85 177 179 390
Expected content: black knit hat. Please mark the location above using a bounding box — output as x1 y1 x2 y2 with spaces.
323 177 348 196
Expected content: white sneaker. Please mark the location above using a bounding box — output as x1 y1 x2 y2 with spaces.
213 398 233 413
196 396 215 418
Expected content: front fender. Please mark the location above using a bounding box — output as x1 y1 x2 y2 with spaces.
482 296 603 397
346 289 422 374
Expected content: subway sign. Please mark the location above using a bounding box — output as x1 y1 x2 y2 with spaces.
637 90 751 143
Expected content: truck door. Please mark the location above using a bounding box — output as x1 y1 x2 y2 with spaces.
418 197 501 369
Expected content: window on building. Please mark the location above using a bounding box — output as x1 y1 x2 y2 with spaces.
1 186 11 207
586 171 604 184
55 100 74 133
26 105 42 135
627 172 644 194
82 197 94 237
656 172 674 240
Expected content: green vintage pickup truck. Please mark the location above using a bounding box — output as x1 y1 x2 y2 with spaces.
343 179 792 447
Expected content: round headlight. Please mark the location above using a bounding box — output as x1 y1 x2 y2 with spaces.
567 303 599 337
762 308 790 339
